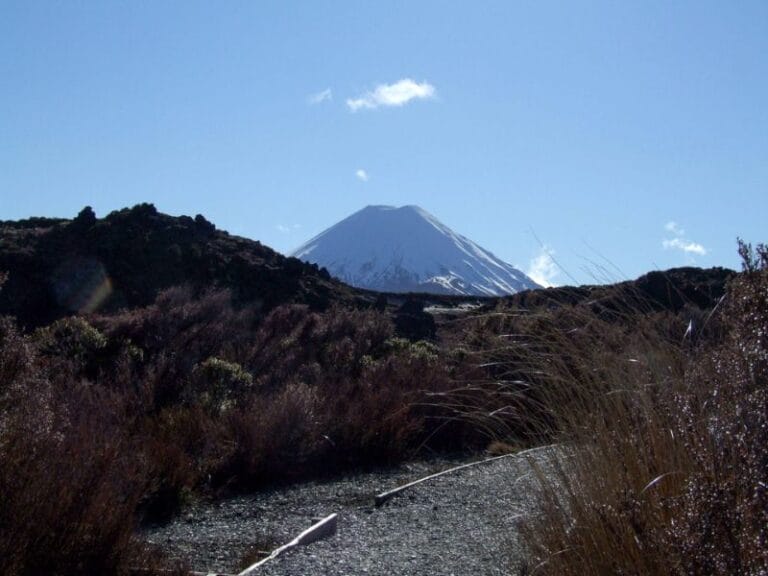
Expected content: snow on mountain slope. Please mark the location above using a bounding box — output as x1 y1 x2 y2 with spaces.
291 205 540 296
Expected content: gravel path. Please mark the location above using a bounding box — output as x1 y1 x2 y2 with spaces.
144 449 550 575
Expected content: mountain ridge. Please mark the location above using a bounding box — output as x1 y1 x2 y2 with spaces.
0 204 356 328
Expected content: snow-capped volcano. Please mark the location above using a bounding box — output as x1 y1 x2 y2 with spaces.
291 205 540 296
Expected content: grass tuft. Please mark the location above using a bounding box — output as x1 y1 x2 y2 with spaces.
512 241 767 575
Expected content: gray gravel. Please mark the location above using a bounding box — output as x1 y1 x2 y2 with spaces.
144 449 550 576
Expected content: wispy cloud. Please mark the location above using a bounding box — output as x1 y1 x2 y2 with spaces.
664 221 685 235
355 169 369 182
527 246 559 288
661 220 707 257
662 237 707 255
308 88 332 104
346 79 436 111
276 223 302 234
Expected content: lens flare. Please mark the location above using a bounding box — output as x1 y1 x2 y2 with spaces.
51 257 113 314
80 275 113 313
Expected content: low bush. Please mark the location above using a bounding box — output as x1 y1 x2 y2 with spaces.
0 281 469 564
0 318 168 576
187 357 254 414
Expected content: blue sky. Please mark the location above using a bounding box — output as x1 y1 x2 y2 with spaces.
1 1 766 286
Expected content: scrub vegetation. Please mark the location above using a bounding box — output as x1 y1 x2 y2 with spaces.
0 207 761 575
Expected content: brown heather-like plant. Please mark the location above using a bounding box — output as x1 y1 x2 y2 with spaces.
216 334 455 489
0 275 472 571
93 288 463 499
0 317 181 576
511 243 767 575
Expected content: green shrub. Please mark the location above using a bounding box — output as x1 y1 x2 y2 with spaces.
34 316 107 362
188 357 253 414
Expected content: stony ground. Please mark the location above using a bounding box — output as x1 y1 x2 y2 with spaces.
143 449 552 575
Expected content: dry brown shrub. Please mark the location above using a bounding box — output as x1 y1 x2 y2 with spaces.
139 405 232 521
0 316 183 575
221 381 325 487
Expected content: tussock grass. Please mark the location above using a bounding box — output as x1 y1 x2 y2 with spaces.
500 243 768 575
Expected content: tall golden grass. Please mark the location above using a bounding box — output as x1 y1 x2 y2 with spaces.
505 244 768 575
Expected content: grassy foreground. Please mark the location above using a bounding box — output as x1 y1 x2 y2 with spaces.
513 242 767 575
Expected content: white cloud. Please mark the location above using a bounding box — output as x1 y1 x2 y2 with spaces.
276 224 302 234
662 238 707 256
661 220 707 257
346 79 436 111
308 88 332 104
355 169 369 182
527 246 559 288
664 221 685 236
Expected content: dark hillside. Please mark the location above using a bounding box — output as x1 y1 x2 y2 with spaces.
490 266 735 315
0 204 359 328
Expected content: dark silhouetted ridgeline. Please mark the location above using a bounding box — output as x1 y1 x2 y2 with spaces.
0 204 355 329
